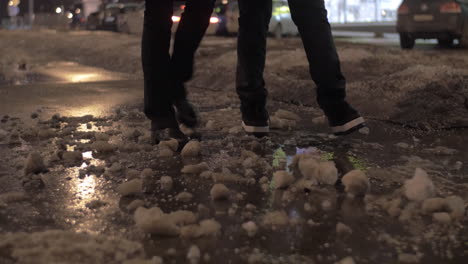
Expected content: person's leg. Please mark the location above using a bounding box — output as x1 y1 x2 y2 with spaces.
236 0 272 136
170 0 215 128
142 0 178 130
288 0 365 135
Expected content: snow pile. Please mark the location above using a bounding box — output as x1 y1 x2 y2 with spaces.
117 179 143 196
134 207 197 236
272 170 295 189
180 219 222 238
181 140 201 157
24 152 47 175
210 183 230 201
0 230 145 264
291 153 338 185
404 168 435 201
242 221 258 237
341 170 370 197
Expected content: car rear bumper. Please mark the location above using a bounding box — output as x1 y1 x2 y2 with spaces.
397 14 464 38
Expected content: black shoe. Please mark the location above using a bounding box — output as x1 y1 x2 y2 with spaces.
241 104 270 138
326 103 366 136
174 99 198 128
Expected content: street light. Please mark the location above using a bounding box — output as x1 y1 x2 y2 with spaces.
56 7 62 14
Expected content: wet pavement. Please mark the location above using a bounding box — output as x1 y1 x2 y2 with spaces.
0 31 467 264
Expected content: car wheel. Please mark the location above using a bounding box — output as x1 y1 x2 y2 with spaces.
460 20 468 49
274 24 282 39
400 33 415 49
438 38 453 47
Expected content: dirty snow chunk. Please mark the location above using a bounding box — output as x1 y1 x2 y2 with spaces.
0 129 8 141
180 219 222 238
433 212 451 224
395 142 410 149
262 211 289 228
259 176 269 184
176 192 193 203
187 245 201 264
85 199 107 210
454 161 463 170
336 222 353 236
317 161 338 185
117 179 143 196
0 191 28 204
134 207 197 236
398 253 422 263
181 162 209 175
296 154 338 185
140 168 154 179
127 199 145 212
248 250 265 264
91 140 116 153
404 168 435 201
181 140 201 157
24 152 46 175
159 139 179 152
272 170 295 189
62 151 83 166
358 127 370 135
242 221 258 237
159 147 174 157
95 133 110 141
311 116 326 125
342 170 370 197
445 196 465 221
422 198 447 214
0 230 145 264
160 176 173 191
109 162 123 173
274 109 300 121
210 184 230 201
422 146 458 155
337 256 356 264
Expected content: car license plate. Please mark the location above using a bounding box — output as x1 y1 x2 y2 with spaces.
413 14 434 22
105 17 115 23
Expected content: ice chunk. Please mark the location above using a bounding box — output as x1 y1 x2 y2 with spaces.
176 192 193 203
296 154 338 185
140 168 154 179
181 162 209 175
159 138 179 152
422 198 447 214
24 152 46 175
158 147 174 157
432 212 451 224
242 221 258 237
262 211 289 228
91 141 116 153
134 207 197 236
336 222 353 236
317 161 338 185
126 199 145 212
272 170 295 189
445 196 465 221
404 168 435 201
274 109 300 121
342 170 370 197
337 256 355 264
187 245 201 264
160 176 173 191
62 151 83 166
181 140 201 157
117 179 143 196
210 183 230 201
180 219 222 238
398 253 422 263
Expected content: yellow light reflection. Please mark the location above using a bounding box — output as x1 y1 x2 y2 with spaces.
76 176 96 201
82 151 93 159
70 73 99 83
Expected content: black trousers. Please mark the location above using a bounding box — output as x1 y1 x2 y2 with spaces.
142 0 214 129
236 0 348 117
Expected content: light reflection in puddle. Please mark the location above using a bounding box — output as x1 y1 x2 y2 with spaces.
82 151 93 160
77 123 101 132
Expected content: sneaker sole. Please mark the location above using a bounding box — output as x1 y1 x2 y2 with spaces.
242 122 270 133
331 117 366 136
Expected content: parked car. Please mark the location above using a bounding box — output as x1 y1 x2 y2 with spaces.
86 2 142 32
120 1 222 35
225 0 299 38
397 0 468 49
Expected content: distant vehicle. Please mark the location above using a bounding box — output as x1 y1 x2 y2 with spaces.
86 2 142 32
396 0 468 49
225 0 299 38
121 1 221 35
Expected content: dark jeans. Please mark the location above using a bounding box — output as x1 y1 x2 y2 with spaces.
142 0 214 129
236 0 350 119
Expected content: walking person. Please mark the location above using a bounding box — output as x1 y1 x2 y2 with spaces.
236 0 366 137
142 0 215 144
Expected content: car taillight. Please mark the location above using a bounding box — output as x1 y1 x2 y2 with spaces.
398 4 409 15
172 16 181 22
210 17 219 24
440 2 461 13
180 5 185 10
